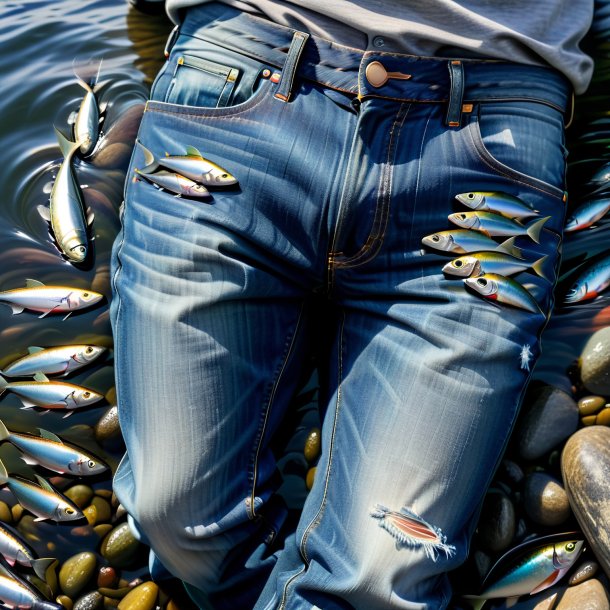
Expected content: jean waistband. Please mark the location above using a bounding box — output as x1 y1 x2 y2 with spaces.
175 3 572 117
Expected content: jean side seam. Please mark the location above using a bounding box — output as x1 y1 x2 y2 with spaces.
247 303 307 519
332 102 411 269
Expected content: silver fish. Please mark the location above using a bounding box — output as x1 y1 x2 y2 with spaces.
0 572 62 610
442 252 552 282
463 537 584 610
464 273 543 314
421 231 522 258
0 459 83 522
0 279 103 319
0 524 54 581
1 345 106 377
448 211 550 244
37 128 93 264
565 252 610 303
0 373 103 416
134 168 210 198
72 59 103 156
564 197 610 232
138 142 237 186
455 191 540 220
0 420 107 476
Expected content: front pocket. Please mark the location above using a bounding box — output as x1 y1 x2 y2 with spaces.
165 54 240 108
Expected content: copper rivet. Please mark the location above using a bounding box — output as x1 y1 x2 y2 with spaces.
262 69 271 78
462 103 474 113
365 61 389 88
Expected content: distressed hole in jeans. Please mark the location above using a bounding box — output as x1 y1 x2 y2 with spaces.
370 504 456 561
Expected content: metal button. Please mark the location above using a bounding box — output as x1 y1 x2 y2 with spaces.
372 36 385 48
365 61 389 87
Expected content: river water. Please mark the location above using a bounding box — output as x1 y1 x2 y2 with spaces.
0 0 608 606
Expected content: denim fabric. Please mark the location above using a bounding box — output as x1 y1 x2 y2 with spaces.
110 4 570 609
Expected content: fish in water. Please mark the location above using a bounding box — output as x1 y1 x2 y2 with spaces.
421 231 523 257
564 252 610 303
0 420 108 476
0 372 103 416
464 273 543 315
448 211 550 244
455 191 540 220
0 459 83 522
462 537 584 610
564 197 610 232
442 252 553 282
0 522 54 579
72 58 104 156
0 345 106 378
137 142 237 186
134 168 210 198
37 128 94 264
0 569 62 610
0 279 103 319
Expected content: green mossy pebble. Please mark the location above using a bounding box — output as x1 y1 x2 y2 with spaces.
596 407 610 426
0 501 12 523
92 497 112 523
11 504 23 522
97 567 118 589
581 415 598 426
104 597 120 610
305 467 316 490
57 595 74 610
94 524 114 538
117 582 159 610
73 591 104 610
303 428 321 463
99 587 132 600
95 489 113 500
101 523 141 568
578 395 606 416
84 505 98 526
59 552 98 597
65 485 95 510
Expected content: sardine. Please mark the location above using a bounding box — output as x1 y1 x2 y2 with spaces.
442 252 552 282
0 279 103 319
138 142 237 186
0 373 103 416
565 252 610 303
448 211 550 244
464 273 543 314
564 197 610 232
134 168 210 198
0 572 62 610
421 231 523 257
1 345 106 378
0 420 107 476
455 191 540 220
0 525 54 581
0 459 83 522
37 128 93 264
72 59 103 156
462 536 584 610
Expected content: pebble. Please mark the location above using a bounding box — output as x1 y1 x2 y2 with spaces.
57 595 73 610
73 591 104 610
562 426 610 578
516 385 579 461
59 552 97 597
578 396 606 417
94 524 114 539
101 523 141 568
477 489 516 553
305 467 316 491
92 143 133 170
555 578 609 609
303 428 321 463
65 485 95 510
83 505 97 526
117 582 159 610
11 504 23 522
582 415 599 426
569 560 599 586
580 327 610 395
91 497 112 523
0 501 12 523
523 472 571 526
483 591 558 609
596 408 610 426
497 459 525 486
98 587 133 600
95 406 122 444
97 567 118 589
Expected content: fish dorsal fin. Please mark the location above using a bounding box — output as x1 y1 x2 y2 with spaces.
38 428 62 443
34 475 54 492
33 372 50 383
25 279 45 288
27 346 44 355
185 145 202 157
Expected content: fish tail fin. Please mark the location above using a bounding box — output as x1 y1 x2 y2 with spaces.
0 459 8 486
532 254 554 283
0 375 7 397
136 141 158 174
526 216 551 243
73 57 103 90
54 126 79 158
32 557 57 581
0 419 9 443
496 236 523 259
460 596 486 610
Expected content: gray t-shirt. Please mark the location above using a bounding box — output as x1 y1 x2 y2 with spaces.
165 1 594 94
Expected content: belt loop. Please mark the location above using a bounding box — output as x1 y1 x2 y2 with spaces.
446 60 464 127
274 31 309 102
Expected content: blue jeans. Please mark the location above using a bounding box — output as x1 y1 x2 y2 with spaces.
110 4 571 609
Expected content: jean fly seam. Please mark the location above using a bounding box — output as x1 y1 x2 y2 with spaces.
248 302 307 519
277 312 345 609
332 102 411 269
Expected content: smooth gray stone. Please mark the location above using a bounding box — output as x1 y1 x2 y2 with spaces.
581 327 610 395
478 489 516 553
569 560 600 586
523 472 571 526
516 386 579 461
562 426 610 579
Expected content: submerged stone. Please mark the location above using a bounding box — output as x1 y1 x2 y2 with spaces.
581 327 610 395
73 591 104 610
59 552 97 597
569 560 600 586
555 578 610 609
523 472 571 526
578 396 606 417
477 489 516 553
117 582 158 610
101 523 141 568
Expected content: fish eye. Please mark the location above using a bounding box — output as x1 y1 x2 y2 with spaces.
222 173 228 178
86 346 93 354
566 542 576 552
88 460 95 469
476 278 488 287
83 391 91 398
65 507 74 515
458 214 467 220
83 292 89 297
454 260 463 267
431 235 440 242
467 193 475 199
